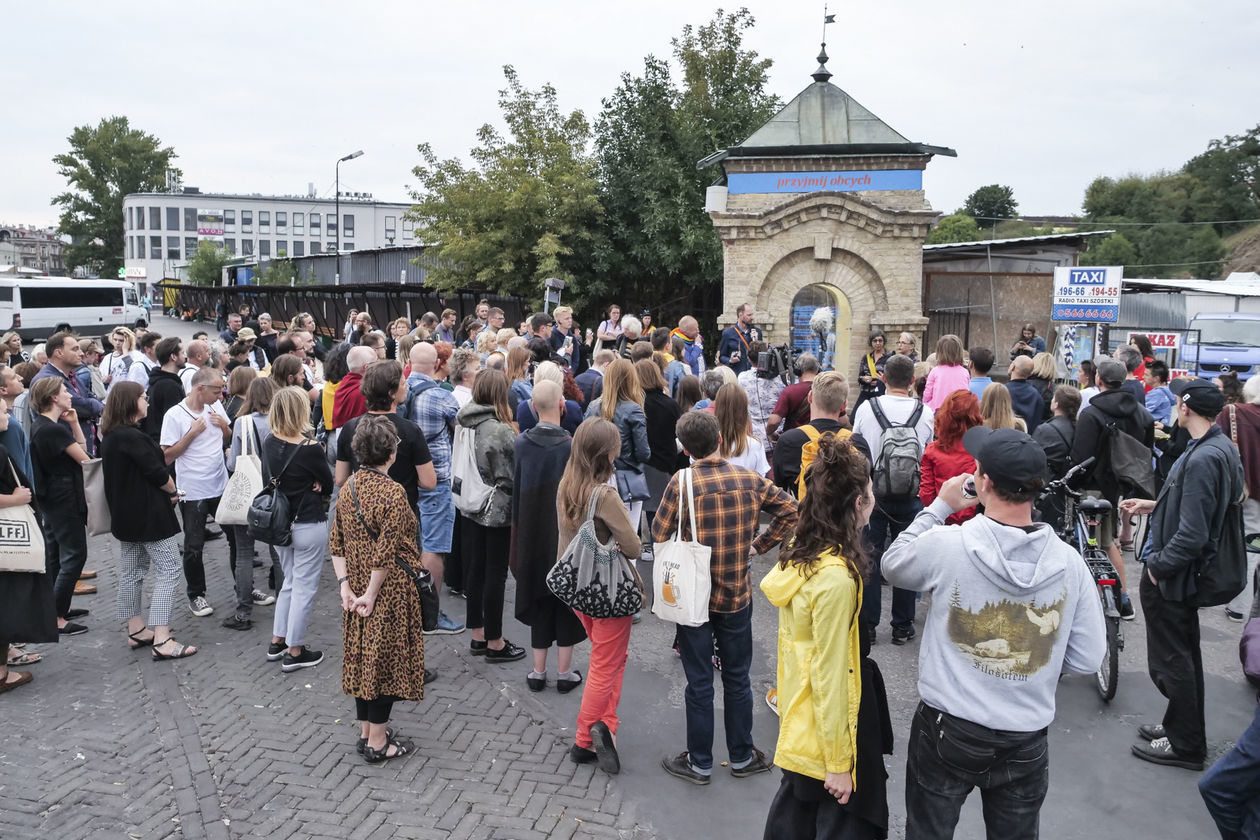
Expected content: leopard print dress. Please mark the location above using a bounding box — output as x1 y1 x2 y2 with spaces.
331 468 425 702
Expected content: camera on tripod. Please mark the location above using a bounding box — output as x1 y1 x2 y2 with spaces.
756 343 799 384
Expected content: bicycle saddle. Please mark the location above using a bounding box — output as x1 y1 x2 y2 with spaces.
1079 497 1113 513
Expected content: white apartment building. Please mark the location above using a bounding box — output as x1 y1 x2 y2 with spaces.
122 187 414 282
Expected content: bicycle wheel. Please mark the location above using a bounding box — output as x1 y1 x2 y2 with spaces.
1096 587 1120 702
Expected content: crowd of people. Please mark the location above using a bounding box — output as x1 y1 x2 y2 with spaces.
0 303 1257 839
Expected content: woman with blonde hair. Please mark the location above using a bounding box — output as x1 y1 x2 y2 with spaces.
714 383 769 475
263 387 333 671
0 331 27 367
557 417 642 774
504 345 533 410
922 334 970 411
475 328 498 363
224 365 257 421
980 383 1026 432
584 359 651 528
1028 352 1057 422
386 318 412 361
496 328 518 353
101 326 138 389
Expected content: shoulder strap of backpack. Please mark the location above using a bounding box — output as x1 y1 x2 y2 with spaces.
906 401 924 429
870 397 892 430
801 423 821 444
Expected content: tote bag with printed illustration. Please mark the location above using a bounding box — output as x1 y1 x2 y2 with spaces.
651 468 711 627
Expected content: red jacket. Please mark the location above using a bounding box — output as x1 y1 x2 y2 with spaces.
919 441 977 525
331 372 367 430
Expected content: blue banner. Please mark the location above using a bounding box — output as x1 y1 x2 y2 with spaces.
727 169 922 194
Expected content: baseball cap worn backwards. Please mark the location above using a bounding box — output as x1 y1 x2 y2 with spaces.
962 426 1047 494
1170 377 1226 416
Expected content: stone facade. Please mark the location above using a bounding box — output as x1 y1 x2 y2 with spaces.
710 158 937 377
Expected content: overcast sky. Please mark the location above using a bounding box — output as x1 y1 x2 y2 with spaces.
6 1 1257 228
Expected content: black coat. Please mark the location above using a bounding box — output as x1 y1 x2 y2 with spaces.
509 423 574 625
145 369 186 442
642 388 683 474
100 424 181 543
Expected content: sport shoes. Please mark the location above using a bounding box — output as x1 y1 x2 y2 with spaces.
266 641 287 661
731 747 774 778
891 625 916 646
189 596 214 617
281 647 324 672
662 751 711 785
1131 737 1204 770
1138 723 1166 742
59 622 88 636
1119 595 1136 621
484 639 526 663
221 614 253 631
423 612 465 635
1226 608 1246 622
251 590 276 606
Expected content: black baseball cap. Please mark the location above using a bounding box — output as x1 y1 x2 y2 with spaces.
1170 377 1226 417
962 427 1047 493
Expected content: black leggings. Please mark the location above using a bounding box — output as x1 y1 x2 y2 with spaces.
354 695 399 725
463 521 511 639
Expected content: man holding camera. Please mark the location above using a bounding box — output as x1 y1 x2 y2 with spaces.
719 304 762 375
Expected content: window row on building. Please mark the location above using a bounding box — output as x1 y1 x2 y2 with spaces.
126 236 363 261
125 205 411 238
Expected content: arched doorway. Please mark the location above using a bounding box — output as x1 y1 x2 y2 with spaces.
789 284 852 375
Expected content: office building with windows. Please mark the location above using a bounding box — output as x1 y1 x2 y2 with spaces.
121 187 413 282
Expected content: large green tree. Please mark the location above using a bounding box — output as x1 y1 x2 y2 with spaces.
962 184 1018 222
184 241 231 287
925 213 983 245
590 8 780 321
52 116 179 277
407 67 601 305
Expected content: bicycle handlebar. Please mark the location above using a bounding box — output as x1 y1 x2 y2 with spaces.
1037 457 1096 502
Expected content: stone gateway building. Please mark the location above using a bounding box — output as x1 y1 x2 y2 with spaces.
701 46 954 376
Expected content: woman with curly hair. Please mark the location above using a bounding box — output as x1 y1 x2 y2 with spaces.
919 390 984 526
761 436 889 839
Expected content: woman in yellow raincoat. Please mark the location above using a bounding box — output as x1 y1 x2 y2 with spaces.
761 436 892 839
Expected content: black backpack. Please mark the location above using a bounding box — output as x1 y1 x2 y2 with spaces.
246 441 302 546
1100 421 1155 499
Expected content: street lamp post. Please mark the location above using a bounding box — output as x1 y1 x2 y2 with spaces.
334 150 364 285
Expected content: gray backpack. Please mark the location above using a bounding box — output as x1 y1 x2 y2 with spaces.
870 398 925 500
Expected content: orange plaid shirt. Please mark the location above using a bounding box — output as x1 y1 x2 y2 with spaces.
650 457 798 613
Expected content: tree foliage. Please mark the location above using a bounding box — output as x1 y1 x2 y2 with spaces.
407 67 601 305
962 184 1018 222
255 255 300 286
52 116 179 278
590 8 781 321
183 241 230 287
1077 232 1138 268
926 213 983 245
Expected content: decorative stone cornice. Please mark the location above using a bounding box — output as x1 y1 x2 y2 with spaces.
711 190 938 242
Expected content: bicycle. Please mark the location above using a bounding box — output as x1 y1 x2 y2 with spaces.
1038 457 1123 702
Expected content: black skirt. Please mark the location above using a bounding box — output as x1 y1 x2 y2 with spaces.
0 571 58 644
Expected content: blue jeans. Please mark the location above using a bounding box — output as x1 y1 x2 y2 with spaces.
1200 702 1260 840
905 702 1049 840
676 605 754 772
863 497 921 631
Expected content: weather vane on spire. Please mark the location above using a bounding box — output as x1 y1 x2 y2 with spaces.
822 4 835 45
813 5 835 83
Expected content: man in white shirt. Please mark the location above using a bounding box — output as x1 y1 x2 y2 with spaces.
850 353 935 645
448 348 479 409
180 339 210 393
161 366 232 618
127 331 162 390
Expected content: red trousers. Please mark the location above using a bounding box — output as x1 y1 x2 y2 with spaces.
574 612 634 749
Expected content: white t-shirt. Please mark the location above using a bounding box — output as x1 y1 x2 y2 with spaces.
160 399 230 501
851 394 935 466
127 354 156 389
180 363 200 394
726 436 770 476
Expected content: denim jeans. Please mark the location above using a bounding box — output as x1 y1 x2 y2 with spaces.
676 604 754 772
180 498 219 601
228 525 283 618
905 702 1049 840
43 507 88 618
1200 702 1260 840
863 497 921 631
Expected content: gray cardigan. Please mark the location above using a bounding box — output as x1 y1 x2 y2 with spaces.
1145 425 1245 602
456 402 516 528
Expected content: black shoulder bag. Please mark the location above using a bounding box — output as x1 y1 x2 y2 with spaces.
348 475 439 631
246 441 303 546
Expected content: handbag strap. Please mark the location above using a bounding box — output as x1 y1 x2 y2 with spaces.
262 437 303 487
586 486 603 522
679 467 699 544
349 474 422 581
1230 404 1239 444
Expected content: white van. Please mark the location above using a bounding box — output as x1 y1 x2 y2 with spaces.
0 277 148 339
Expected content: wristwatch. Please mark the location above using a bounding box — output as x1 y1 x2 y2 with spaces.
337 575 349 584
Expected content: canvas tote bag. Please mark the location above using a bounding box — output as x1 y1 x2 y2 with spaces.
83 457 111 537
0 462 45 573
216 419 265 526
651 468 712 627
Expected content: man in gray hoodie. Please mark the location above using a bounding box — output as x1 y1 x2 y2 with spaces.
883 427 1106 840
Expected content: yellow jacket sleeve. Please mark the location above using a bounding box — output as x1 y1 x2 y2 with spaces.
808 569 858 775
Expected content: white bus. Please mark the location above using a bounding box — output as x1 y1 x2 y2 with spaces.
0 277 148 339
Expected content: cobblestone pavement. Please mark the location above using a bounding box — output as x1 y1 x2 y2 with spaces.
0 533 656 840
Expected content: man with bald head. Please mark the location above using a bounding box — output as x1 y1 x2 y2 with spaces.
332 346 375 430
181 339 211 393
1005 354 1044 433
671 315 707 377
404 340 465 635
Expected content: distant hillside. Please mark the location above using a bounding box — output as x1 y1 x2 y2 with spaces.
1222 221 1260 276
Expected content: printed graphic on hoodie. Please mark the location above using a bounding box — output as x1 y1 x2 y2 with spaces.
946 582 1067 680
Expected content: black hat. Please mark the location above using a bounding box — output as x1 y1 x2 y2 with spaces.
1170 377 1226 417
962 427 1047 494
